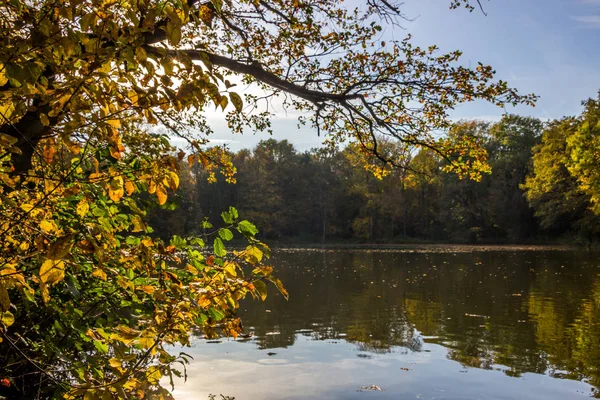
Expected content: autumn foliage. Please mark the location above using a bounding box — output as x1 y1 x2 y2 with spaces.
0 0 534 398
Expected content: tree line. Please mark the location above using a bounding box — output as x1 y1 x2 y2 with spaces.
151 92 600 245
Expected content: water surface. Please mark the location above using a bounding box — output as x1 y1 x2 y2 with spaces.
171 248 600 399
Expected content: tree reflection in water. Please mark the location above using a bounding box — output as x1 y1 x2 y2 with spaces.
227 249 600 397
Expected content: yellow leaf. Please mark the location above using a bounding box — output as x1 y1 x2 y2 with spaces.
156 184 167 205
245 246 263 263
0 311 14 327
127 90 139 105
109 187 124 202
147 180 156 194
1 270 25 288
197 293 212 308
253 280 267 301
138 335 155 350
88 172 103 183
40 259 65 285
0 100 15 123
229 92 243 112
107 119 121 128
136 285 155 295
109 358 123 370
146 366 162 385
116 325 140 342
76 198 89 218
108 176 124 202
109 136 124 159
223 261 237 278
164 171 179 190
124 181 135 196
40 282 50 303
185 264 198 275
56 93 71 108
20 203 34 212
123 378 140 390
92 268 107 281
40 113 50 126
40 220 58 234
131 215 145 232
0 63 7 86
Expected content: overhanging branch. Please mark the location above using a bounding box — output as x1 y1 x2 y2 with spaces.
144 46 363 105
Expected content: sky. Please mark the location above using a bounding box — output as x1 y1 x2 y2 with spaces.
198 0 600 152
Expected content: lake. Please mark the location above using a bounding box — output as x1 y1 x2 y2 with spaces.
170 247 600 399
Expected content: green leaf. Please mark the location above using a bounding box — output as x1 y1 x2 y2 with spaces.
197 313 208 326
229 206 239 220
170 235 186 247
93 340 108 354
208 307 225 321
166 20 182 46
213 237 226 257
238 220 258 237
211 0 223 13
221 210 233 224
190 237 205 248
218 228 234 241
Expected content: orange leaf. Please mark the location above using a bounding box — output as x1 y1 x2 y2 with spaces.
156 184 167 205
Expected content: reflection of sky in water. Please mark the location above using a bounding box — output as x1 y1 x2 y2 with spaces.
168 249 600 399
170 335 593 400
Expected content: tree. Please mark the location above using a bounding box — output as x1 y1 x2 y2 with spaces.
523 113 600 241
0 0 534 397
523 93 600 241
486 115 542 240
565 93 600 213
405 148 443 239
437 120 491 241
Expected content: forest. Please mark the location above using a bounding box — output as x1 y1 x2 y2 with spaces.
150 92 600 245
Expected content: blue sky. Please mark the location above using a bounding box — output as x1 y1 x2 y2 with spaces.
201 0 600 152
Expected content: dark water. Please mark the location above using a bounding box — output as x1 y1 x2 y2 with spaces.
171 249 600 399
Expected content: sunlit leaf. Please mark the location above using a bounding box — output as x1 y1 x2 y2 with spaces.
0 311 14 327
213 237 226 257
40 259 65 285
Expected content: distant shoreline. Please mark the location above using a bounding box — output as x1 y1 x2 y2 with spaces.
270 243 582 253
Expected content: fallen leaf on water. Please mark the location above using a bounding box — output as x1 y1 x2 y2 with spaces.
358 385 384 392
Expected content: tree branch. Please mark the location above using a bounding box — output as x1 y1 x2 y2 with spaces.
144 46 362 105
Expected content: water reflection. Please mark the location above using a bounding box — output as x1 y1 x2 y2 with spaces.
177 249 600 399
